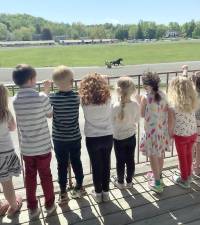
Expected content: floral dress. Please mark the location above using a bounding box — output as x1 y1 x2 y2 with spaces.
140 91 170 157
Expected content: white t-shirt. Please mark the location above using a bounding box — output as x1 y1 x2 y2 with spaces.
111 101 140 140
0 114 14 154
174 109 197 136
82 100 113 137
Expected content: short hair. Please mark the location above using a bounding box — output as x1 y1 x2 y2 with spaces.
12 64 36 86
52 65 74 85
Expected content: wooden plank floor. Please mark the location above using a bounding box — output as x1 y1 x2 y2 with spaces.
1 167 200 225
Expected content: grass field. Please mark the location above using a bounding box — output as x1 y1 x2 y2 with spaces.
0 41 200 67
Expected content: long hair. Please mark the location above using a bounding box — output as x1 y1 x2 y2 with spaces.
190 71 200 94
79 73 111 105
0 84 9 122
117 76 136 120
142 72 161 102
168 76 197 113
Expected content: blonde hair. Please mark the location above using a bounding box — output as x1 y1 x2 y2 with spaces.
79 73 110 105
52 65 74 86
117 76 136 120
0 84 9 122
168 76 197 113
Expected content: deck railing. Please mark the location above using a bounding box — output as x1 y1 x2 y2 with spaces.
5 69 200 189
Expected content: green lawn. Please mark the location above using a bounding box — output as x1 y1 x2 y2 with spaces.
0 41 200 67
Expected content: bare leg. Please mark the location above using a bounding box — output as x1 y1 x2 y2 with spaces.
159 156 164 177
149 155 160 181
1 179 17 210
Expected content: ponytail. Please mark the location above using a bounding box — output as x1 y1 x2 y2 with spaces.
152 85 161 102
118 93 126 120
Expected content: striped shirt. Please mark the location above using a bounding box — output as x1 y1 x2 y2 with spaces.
49 90 81 142
13 88 52 156
0 113 14 155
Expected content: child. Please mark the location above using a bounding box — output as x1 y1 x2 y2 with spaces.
189 72 200 175
43 65 85 205
79 73 113 203
12 64 56 219
0 84 22 217
139 72 169 193
111 77 140 189
168 76 197 188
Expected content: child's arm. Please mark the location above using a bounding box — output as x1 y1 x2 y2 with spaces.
7 112 16 131
43 80 52 95
168 107 175 138
140 96 147 118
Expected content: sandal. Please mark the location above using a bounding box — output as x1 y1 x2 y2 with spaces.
0 200 9 217
7 196 22 218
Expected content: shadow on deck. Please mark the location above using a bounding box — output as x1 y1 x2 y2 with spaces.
1 167 200 225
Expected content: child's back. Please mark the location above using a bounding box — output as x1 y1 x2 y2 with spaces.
13 89 52 156
49 90 81 141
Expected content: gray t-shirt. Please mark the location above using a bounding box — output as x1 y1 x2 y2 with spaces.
13 88 52 156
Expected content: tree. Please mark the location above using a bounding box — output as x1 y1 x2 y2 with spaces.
128 25 137 39
156 24 167 39
115 26 129 40
135 23 144 39
192 22 200 38
143 22 157 39
168 22 181 32
182 20 196 37
42 28 52 40
14 27 33 41
0 22 8 40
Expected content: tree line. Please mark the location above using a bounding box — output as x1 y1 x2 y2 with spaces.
0 13 200 41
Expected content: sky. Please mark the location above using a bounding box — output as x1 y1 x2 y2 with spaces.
0 0 200 25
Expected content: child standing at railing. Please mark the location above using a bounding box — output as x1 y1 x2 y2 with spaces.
43 66 85 205
12 64 56 219
0 84 22 217
168 76 197 188
189 72 200 176
111 77 140 189
79 73 113 203
139 72 170 193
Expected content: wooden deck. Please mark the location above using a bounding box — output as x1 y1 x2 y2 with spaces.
1 167 200 225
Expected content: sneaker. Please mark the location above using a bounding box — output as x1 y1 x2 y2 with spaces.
91 190 102 203
102 191 110 202
160 178 165 188
71 187 86 199
149 184 163 193
111 176 125 189
58 192 69 206
187 175 193 184
46 204 57 217
29 208 41 220
126 182 133 189
172 175 190 189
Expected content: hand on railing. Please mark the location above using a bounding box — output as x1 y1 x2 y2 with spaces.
43 80 53 95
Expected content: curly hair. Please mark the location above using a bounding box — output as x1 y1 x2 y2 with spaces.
117 76 136 120
79 73 111 105
168 76 197 113
142 72 161 102
0 84 9 122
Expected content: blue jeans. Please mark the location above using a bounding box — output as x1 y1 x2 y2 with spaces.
53 139 84 192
